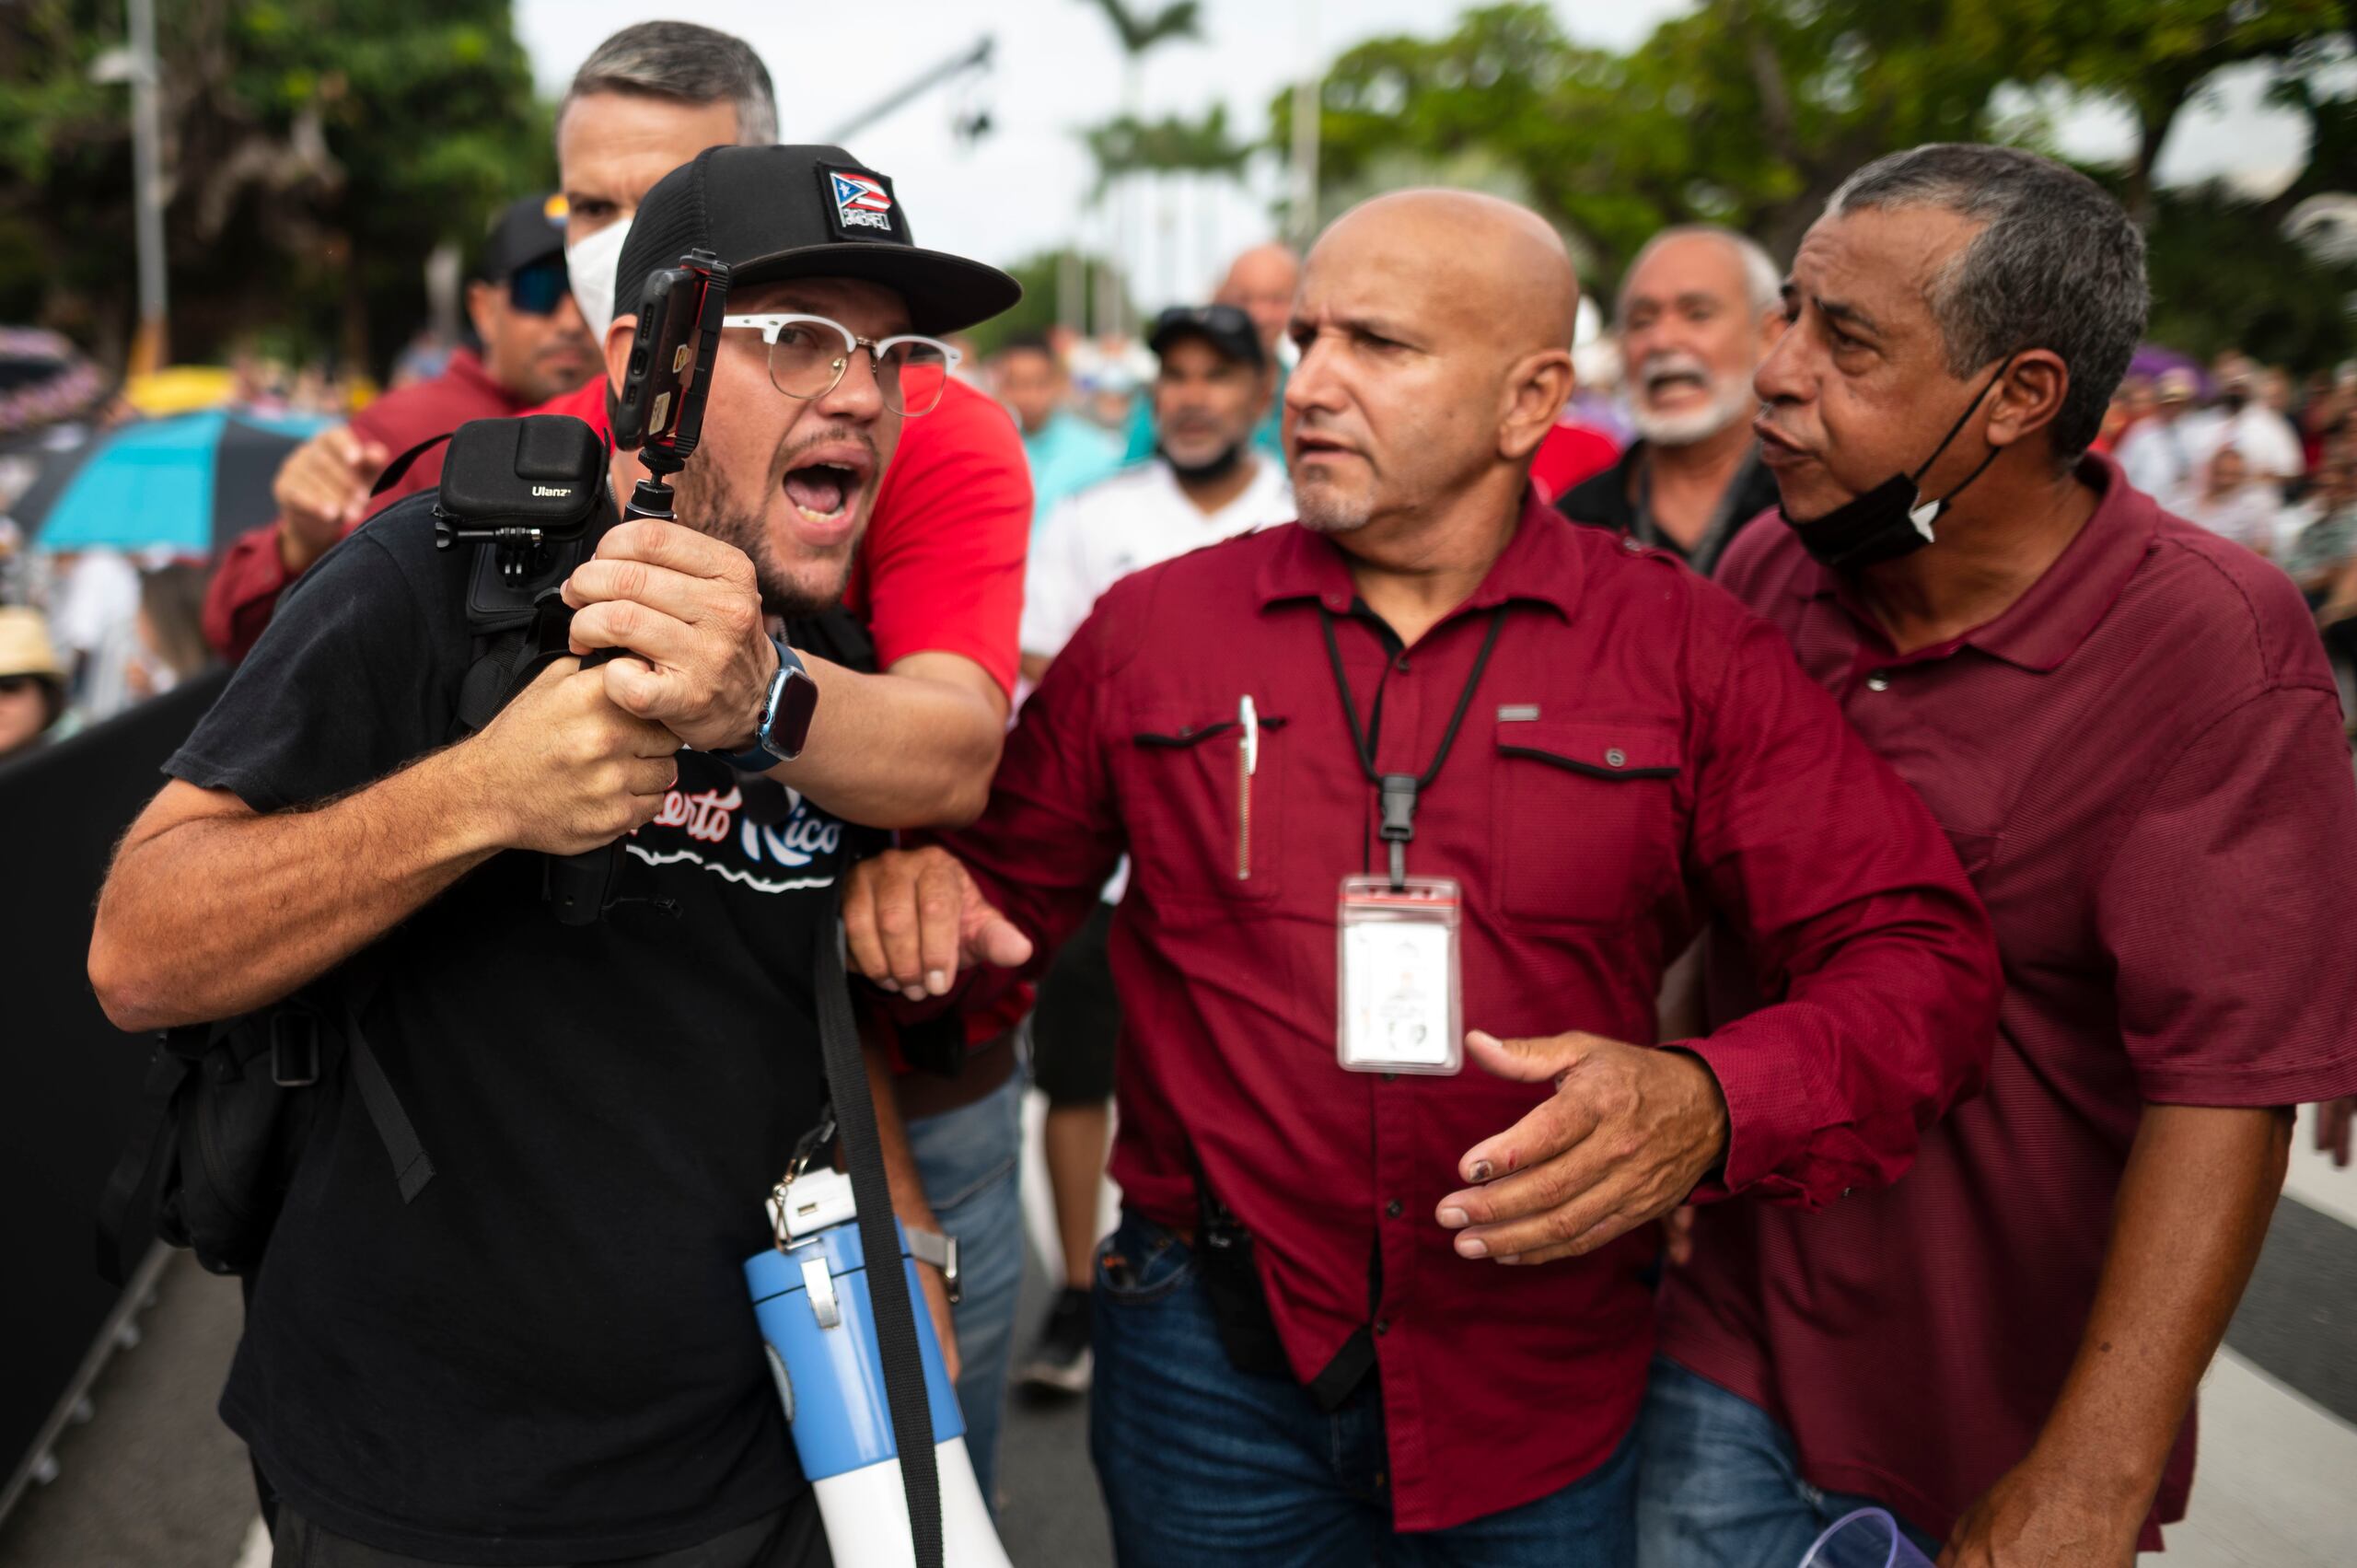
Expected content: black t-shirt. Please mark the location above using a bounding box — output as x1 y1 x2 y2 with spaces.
167 496 847 1563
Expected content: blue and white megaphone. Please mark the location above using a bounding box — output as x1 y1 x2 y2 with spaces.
746 1164 1011 1567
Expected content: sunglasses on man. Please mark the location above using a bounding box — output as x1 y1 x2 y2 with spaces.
505 259 572 317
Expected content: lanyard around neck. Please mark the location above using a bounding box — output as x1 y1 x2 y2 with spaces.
1318 602 1509 889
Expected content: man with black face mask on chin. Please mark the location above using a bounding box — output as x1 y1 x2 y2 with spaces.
1635 144 2357 1568
1011 303 1294 1395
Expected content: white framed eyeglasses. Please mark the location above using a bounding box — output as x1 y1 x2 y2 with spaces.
720 313 960 417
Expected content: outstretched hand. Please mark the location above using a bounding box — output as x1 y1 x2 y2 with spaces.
842 845 1033 1001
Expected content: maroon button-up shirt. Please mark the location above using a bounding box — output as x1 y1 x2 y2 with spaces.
203 348 532 662
943 493 2000 1529
1664 456 2357 1549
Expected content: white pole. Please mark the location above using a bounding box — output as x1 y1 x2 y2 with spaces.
127 0 168 371
1289 0 1321 247
1059 247 1085 340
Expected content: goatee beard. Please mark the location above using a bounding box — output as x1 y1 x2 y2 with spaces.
670 458 851 621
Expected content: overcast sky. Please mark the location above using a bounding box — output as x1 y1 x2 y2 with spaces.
515 0 2313 311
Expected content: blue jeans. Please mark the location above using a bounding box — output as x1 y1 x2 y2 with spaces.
1089 1209 1639 1567
903 1065 1024 1501
1636 1358 1944 1568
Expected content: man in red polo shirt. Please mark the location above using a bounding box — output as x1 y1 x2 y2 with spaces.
842 189 2000 1563
202 192 594 658
1634 145 2357 1568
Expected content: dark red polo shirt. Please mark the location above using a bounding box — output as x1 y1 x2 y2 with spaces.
1663 455 2357 1550
939 492 2000 1529
203 348 533 660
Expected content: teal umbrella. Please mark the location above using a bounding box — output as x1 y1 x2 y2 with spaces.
23 409 329 558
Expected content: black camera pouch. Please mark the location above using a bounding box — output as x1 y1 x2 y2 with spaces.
435 414 606 541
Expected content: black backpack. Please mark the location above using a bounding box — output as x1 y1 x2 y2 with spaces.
95 417 614 1285
94 951 430 1284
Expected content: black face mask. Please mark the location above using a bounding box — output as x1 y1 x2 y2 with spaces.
1780 359 2012 573
1160 437 1249 485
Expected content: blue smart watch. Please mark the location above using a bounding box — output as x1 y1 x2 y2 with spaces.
717 634 819 772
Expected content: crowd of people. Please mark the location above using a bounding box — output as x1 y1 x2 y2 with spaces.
2104 354 2357 598
2 16 2351 1568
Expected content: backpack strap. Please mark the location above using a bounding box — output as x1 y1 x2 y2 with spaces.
337 945 435 1204
451 555 591 741
369 431 456 500
453 620 549 739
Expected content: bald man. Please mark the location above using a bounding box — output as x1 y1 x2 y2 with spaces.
1123 239 1303 463
844 190 1998 1563
1218 240 1303 352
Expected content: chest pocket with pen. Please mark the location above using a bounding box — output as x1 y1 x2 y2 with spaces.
1120 708 1289 915
1491 717 1686 926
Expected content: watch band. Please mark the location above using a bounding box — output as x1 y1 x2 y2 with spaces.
908 1225 961 1305
716 635 808 772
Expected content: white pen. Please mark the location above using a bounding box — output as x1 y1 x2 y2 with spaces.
1238 693 1260 776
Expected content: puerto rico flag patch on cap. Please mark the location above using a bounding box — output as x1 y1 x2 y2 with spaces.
826 168 896 236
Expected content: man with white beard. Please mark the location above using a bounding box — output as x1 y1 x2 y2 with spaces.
1557 226 1786 576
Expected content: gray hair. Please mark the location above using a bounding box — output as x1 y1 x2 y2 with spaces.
1617 225 1782 320
559 22 778 146
1828 144 2148 462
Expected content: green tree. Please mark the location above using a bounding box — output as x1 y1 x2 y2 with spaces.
1081 103 1250 196
1279 0 2355 284
1993 0 2343 217
2144 182 2357 370
1072 0 1210 332
0 0 549 374
1077 0 1201 76
958 247 1134 360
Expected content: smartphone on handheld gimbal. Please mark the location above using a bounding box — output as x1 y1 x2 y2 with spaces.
611 247 733 509
547 248 734 925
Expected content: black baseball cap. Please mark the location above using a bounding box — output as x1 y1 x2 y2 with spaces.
478 193 568 283
1148 304 1265 369
615 145 1021 337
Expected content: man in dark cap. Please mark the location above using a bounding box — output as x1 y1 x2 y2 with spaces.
92 146 1019 1568
201 24 1047 1493
206 193 597 654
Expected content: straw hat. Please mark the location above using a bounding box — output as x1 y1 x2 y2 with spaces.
0 605 65 683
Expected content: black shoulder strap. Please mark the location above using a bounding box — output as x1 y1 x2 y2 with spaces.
370 431 456 500
455 621 546 738
338 945 435 1203
454 583 583 739
813 917 944 1568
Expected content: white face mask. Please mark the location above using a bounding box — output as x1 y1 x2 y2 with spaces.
564 216 634 348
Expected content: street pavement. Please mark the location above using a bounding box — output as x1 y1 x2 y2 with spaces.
0 1098 2347 1566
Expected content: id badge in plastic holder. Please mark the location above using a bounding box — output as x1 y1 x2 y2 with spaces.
1337 876 1463 1074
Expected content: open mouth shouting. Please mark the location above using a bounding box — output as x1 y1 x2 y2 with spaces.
778 443 875 548
1640 356 1713 406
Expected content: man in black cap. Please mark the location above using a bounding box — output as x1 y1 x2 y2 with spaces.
209 194 598 656
90 146 1018 1568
